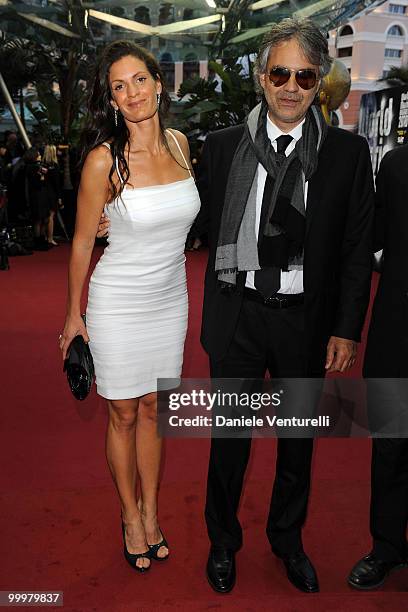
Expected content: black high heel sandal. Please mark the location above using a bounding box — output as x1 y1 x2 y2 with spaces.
148 532 169 561
121 522 151 573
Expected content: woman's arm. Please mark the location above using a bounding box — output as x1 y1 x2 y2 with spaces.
60 146 111 359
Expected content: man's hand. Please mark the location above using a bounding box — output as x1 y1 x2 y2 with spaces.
96 212 110 238
325 336 357 373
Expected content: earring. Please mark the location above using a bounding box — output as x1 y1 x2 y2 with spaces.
114 108 118 127
157 93 161 108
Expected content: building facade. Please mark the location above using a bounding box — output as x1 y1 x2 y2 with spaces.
329 0 408 130
91 2 213 96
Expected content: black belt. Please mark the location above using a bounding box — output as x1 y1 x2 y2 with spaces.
243 287 304 308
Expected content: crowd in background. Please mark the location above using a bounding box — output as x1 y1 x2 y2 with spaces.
0 129 206 256
0 131 63 251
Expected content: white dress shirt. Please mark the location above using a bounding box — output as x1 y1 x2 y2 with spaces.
246 114 308 294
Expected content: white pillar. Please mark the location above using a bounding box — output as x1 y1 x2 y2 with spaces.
199 60 208 79
174 61 183 93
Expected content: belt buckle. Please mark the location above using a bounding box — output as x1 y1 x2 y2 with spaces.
264 295 284 308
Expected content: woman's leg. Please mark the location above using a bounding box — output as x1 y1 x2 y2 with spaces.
106 398 150 569
47 210 56 244
41 217 50 239
136 392 168 558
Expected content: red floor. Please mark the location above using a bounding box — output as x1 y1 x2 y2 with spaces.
0 246 407 611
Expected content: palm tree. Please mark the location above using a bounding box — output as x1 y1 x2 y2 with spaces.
0 38 43 113
0 1 94 188
178 58 257 153
379 65 408 86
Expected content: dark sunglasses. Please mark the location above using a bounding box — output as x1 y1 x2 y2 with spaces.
268 66 318 90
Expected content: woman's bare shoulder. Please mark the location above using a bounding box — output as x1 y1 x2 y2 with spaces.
79 146 113 198
83 144 113 173
166 128 189 152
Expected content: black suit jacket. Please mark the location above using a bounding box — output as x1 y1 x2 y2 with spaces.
364 145 408 377
196 123 374 372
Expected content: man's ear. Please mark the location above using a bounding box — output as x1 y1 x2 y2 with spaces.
259 73 266 93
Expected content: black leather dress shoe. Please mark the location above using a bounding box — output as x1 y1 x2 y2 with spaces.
348 552 408 590
206 546 236 593
282 551 319 593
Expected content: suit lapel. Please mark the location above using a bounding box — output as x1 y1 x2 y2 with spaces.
305 140 331 238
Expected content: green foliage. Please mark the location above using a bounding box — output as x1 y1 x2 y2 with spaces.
379 65 408 86
24 80 79 144
0 35 90 145
0 38 50 105
25 82 85 145
178 58 257 149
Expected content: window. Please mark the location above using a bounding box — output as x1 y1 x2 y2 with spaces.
158 3 174 25
161 52 173 62
387 24 404 37
183 55 199 82
338 47 353 57
384 48 403 58
389 4 406 14
160 55 175 90
339 25 353 36
134 6 151 25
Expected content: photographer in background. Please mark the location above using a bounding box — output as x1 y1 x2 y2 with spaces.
3 131 24 167
0 145 8 185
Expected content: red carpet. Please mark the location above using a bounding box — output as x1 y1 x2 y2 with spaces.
0 246 407 611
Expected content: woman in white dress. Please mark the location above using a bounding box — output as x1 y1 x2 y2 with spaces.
60 41 200 572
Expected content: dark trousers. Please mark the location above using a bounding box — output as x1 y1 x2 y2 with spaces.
205 297 321 557
371 438 408 562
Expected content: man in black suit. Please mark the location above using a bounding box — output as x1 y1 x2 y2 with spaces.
197 18 374 594
348 146 408 590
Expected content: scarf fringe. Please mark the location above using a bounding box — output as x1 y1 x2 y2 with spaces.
218 267 238 275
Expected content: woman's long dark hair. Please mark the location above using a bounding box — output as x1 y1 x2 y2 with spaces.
80 41 171 202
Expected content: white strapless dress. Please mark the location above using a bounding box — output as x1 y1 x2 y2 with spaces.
86 177 200 399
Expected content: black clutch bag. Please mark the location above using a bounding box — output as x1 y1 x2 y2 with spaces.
63 326 95 401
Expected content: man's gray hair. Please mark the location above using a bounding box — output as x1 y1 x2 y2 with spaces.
253 18 333 94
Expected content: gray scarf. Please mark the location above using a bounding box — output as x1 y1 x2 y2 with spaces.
215 101 327 284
